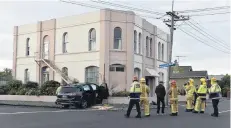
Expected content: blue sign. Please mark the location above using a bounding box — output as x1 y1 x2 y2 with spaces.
159 63 175 68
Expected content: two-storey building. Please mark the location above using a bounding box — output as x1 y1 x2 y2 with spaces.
13 9 170 96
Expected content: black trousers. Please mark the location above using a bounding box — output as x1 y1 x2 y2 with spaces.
212 99 219 116
126 99 141 116
157 97 165 114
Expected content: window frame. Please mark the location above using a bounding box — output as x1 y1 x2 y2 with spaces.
134 30 137 53
85 66 99 84
146 36 149 57
109 64 125 72
138 33 141 54
62 32 68 53
134 68 141 80
158 42 161 60
89 28 96 51
24 69 29 83
150 38 152 57
113 27 122 50
26 38 30 56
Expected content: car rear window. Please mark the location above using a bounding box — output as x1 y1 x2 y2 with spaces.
60 87 81 93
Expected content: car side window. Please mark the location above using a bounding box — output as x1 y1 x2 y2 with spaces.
83 85 91 91
90 84 97 91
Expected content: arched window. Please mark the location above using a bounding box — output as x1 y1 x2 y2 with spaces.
134 68 141 80
134 30 137 53
61 67 68 85
146 36 149 56
109 64 125 72
89 28 96 51
26 38 30 56
24 69 29 83
114 27 122 50
158 42 161 60
62 32 68 53
150 38 152 57
43 36 49 59
162 44 164 61
42 66 49 84
138 33 141 54
85 66 99 84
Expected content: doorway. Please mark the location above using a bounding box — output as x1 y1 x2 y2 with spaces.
145 76 155 97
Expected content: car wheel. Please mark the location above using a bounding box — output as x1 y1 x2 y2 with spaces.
80 100 88 109
62 105 69 109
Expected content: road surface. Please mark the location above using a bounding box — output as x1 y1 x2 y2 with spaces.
0 99 229 128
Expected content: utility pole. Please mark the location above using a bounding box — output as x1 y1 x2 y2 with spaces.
164 0 189 106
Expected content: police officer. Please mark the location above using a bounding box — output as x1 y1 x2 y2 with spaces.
209 77 221 117
193 78 207 114
125 76 141 118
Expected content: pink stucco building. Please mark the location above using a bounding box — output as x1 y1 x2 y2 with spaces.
13 9 170 96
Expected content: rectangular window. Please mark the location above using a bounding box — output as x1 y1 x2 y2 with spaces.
116 67 124 72
134 40 137 53
146 42 149 56
150 39 152 57
109 67 115 71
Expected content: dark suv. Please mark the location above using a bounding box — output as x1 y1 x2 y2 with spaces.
55 83 108 109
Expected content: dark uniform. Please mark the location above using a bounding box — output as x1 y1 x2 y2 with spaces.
155 81 166 115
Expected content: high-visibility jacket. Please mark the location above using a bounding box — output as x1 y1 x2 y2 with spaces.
197 84 207 98
129 81 141 99
186 85 196 96
209 83 221 99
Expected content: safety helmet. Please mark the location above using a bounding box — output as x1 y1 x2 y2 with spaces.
140 78 146 83
211 77 217 82
171 80 176 85
133 76 138 81
189 78 194 84
200 78 206 85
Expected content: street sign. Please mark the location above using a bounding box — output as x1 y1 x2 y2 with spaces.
159 63 175 68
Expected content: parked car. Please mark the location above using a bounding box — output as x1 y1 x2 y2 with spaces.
55 83 108 109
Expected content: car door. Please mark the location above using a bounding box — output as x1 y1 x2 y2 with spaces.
82 84 92 103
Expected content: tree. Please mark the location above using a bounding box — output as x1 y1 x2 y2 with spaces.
0 68 12 77
218 74 230 97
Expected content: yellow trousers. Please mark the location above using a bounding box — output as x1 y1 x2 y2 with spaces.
140 98 150 116
194 96 206 112
170 100 178 113
186 95 194 110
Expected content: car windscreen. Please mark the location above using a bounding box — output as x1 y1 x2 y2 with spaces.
60 87 81 93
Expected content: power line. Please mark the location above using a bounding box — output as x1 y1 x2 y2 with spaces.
178 6 230 13
60 0 168 42
190 18 229 47
184 21 230 51
89 0 165 16
189 11 230 17
179 27 230 54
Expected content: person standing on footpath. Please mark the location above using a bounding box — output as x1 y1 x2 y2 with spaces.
155 81 166 115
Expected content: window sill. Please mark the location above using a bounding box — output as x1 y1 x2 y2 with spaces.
145 56 155 59
55 51 99 55
110 49 126 52
134 53 142 56
157 59 168 63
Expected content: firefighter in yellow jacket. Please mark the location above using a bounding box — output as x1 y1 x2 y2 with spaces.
193 78 207 114
209 77 221 117
168 80 180 116
140 78 150 117
185 78 196 112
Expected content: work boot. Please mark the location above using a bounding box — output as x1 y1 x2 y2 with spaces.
185 109 190 112
176 112 178 116
211 113 218 117
170 113 176 116
192 110 198 113
135 115 141 118
200 111 204 114
145 114 150 117
124 114 129 118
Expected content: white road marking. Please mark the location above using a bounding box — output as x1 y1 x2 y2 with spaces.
219 110 231 113
0 109 102 115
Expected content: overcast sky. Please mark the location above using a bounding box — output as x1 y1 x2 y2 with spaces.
0 0 230 75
